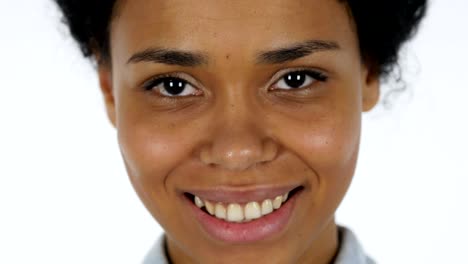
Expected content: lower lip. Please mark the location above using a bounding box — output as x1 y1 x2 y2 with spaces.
185 190 301 243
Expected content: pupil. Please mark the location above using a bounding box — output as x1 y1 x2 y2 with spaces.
285 72 306 88
164 78 186 95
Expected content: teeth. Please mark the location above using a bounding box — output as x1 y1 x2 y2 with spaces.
205 200 215 215
193 191 291 223
261 199 273 215
273 196 283 209
244 202 262 220
215 203 227 219
227 203 244 222
194 196 204 208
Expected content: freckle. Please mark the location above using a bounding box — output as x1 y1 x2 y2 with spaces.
225 54 230 60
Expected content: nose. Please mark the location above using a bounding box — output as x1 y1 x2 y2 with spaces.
199 103 279 171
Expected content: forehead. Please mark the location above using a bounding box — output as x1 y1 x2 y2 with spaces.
110 0 355 64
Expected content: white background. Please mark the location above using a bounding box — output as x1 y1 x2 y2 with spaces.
0 0 467 263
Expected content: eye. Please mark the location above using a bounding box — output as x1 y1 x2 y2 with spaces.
143 75 202 97
272 70 328 90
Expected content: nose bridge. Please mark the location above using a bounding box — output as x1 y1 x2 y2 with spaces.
199 86 278 171
221 85 254 127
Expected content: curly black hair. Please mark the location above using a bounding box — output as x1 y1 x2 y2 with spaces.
54 0 427 79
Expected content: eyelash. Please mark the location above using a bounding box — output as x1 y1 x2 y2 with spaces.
142 73 188 92
272 69 328 90
142 69 328 97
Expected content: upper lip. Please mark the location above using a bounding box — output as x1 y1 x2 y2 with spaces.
183 184 301 204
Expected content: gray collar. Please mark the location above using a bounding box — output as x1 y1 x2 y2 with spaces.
143 226 375 264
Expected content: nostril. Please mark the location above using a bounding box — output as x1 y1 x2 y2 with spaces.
261 138 279 162
199 145 215 165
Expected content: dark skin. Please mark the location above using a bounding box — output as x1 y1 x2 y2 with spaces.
97 0 379 263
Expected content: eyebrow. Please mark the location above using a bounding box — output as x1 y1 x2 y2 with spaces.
255 40 340 64
127 48 209 67
126 40 339 67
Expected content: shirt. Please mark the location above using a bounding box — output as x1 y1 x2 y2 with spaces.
143 226 375 264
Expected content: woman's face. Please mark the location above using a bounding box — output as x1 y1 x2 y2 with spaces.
99 0 379 263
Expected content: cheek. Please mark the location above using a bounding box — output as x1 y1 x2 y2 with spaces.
117 120 171 219
115 85 193 181
119 125 174 181
307 114 360 203
115 95 196 220
274 85 362 177
300 111 361 175
272 87 362 207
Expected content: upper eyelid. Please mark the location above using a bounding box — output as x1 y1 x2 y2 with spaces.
272 67 325 81
266 67 327 88
142 72 201 90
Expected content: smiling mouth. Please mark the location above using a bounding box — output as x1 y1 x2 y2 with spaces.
184 186 303 223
